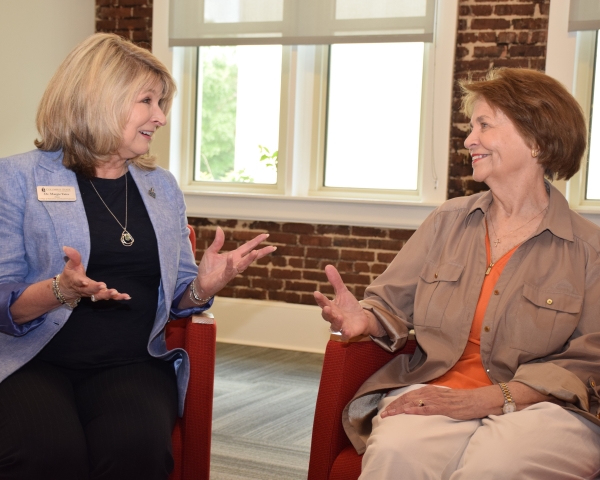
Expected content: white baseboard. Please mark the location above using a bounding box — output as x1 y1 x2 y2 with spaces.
209 297 330 354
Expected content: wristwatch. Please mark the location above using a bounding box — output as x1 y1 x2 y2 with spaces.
499 382 516 414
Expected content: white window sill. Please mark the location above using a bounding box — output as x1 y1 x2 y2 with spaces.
183 190 437 229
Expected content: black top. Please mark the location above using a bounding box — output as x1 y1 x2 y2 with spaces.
37 172 161 368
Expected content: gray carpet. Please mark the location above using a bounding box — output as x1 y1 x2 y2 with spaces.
210 343 324 479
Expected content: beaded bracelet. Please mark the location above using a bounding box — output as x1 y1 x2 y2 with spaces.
52 274 81 309
189 279 212 306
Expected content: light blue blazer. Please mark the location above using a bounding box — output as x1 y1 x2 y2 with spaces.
0 149 207 415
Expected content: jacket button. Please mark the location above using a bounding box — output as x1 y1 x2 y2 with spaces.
484 326 490 332
434 273 438 279
546 299 553 305
592 380 597 387
494 290 499 295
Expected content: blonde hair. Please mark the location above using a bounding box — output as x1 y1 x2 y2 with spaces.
35 33 176 177
460 68 586 181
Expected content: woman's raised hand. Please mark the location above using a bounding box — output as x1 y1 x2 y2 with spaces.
313 265 384 339
59 246 130 302
195 227 276 298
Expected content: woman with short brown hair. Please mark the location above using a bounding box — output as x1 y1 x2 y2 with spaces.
315 68 600 478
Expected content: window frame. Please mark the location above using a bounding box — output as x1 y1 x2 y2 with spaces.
546 0 600 224
152 0 458 229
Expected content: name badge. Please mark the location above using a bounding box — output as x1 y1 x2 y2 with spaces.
37 186 77 202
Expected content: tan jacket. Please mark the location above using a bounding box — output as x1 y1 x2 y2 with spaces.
345 182 600 454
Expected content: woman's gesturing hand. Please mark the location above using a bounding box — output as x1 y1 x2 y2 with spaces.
313 265 385 339
195 227 276 298
59 246 131 302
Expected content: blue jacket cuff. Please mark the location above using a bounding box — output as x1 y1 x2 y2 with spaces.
170 282 214 318
0 283 46 336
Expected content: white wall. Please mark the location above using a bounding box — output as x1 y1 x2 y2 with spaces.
0 0 95 158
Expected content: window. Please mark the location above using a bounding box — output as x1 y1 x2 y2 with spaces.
155 0 458 228
194 45 282 185
546 0 600 220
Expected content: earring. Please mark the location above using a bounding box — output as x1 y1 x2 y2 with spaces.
532 149 539 157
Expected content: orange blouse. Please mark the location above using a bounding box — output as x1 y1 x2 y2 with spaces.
431 233 518 389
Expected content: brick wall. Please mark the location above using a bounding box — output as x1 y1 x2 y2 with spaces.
95 0 551 305
96 0 152 48
448 0 550 198
189 218 413 305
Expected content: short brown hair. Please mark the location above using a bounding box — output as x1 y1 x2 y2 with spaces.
35 33 176 177
460 68 586 180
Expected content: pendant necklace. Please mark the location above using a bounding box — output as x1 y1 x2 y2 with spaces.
89 172 134 247
485 202 547 275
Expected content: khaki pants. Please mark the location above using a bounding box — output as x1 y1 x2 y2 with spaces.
360 384 600 480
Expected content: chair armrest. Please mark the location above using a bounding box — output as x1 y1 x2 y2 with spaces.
180 312 216 480
308 335 416 480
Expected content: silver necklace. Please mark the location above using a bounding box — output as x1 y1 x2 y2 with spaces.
89 173 134 247
488 204 547 248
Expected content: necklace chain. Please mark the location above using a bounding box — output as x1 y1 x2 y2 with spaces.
488 203 547 249
89 173 134 247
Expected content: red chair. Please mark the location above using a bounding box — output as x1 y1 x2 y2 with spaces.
166 226 216 480
308 334 416 480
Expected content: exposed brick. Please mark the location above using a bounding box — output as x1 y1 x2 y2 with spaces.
268 232 297 244
497 31 517 44
245 266 269 277
470 18 511 30
249 221 282 232
351 226 387 238
471 5 493 16
477 32 497 43
96 19 117 30
252 278 284 290
273 246 305 257
269 291 300 303
299 235 332 247
473 46 505 58
288 258 304 268
377 252 397 263
339 273 371 285
368 239 403 251
271 268 302 280
299 293 318 306
98 7 133 18
231 230 261 241
304 259 320 269
282 223 315 234
303 270 328 282
306 247 339 260
118 18 147 29
389 229 414 241
286 281 317 292
457 32 477 44
494 4 535 16
332 237 368 248
120 0 150 5
316 225 350 235
511 18 548 30
371 264 388 275
340 250 375 262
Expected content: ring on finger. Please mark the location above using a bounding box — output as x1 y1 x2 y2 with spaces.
418 400 425 407
91 294 97 302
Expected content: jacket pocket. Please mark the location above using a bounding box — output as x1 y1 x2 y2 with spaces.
414 262 464 327
511 283 582 355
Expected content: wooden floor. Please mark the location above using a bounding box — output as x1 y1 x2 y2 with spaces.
210 343 324 480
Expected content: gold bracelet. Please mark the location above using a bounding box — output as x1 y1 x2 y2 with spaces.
189 279 212 306
52 274 81 309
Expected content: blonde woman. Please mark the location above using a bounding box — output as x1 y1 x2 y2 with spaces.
0 33 274 480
